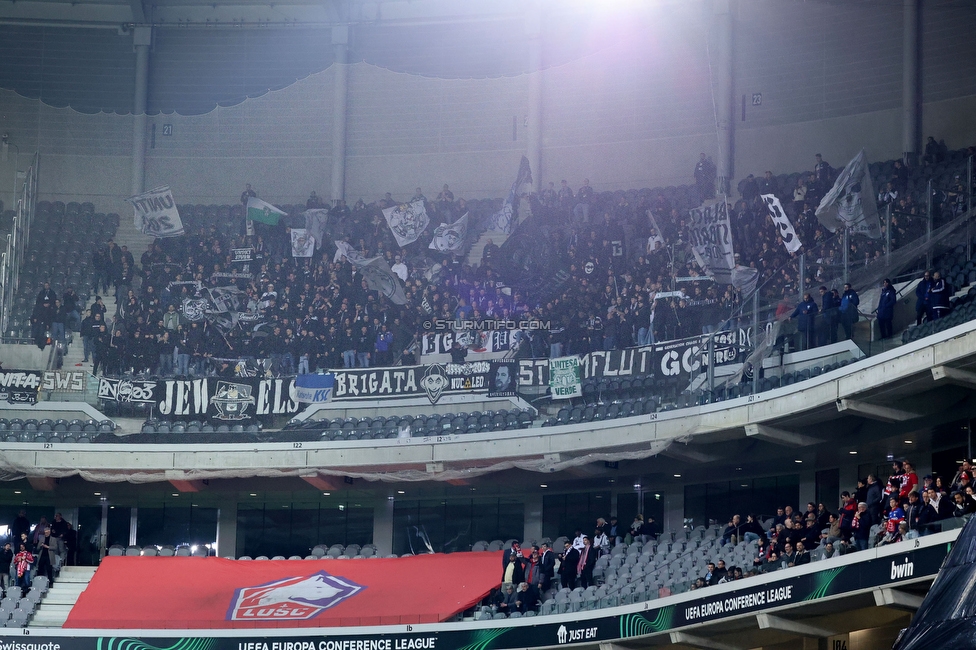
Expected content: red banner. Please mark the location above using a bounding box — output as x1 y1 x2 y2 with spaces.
65 553 502 629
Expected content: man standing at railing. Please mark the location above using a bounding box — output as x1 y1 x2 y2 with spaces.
877 279 897 339
838 284 860 340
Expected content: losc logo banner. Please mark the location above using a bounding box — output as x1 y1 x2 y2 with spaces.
227 571 365 621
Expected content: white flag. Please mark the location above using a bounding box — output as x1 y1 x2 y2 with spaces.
815 149 882 238
127 186 184 238
761 194 802 253
333 241 406 305
429 213 469 252
290 228 314 257
688 198 735 284
334 240 368 266
382 200 429 247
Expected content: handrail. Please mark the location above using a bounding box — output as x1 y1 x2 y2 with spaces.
0 152 39 339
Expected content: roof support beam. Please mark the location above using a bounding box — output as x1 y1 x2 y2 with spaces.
836 398 920 422
669 632 743 650
756 612 834 637
873 587 925 610
169 480 205 492
27 477 56 491
130 0 146 24
745 424 822 447
931 365 976 389
661 446 720 464
301 474 342 491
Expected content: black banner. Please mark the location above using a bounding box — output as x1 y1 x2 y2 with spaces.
0 370 42 405
488 361 518 398
6 539 951 649
333 362 492 404
97 377 301 421
232 248 254 263
517 330 748 388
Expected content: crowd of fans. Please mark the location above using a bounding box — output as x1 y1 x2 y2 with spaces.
22 140 975 377
485 456 971 617
705 458 974 587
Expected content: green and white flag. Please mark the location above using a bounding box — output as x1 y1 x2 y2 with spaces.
549 355 582 400
246 197 286 226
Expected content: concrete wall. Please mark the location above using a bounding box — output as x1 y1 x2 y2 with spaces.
0 1 975 212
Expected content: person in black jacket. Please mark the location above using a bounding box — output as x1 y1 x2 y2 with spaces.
817 285 838 345
0 542 12 594
876 279 897 339
557 541 579 590
853 502 875 551
449 341 467 364
538 542 555 592
915 271 932 325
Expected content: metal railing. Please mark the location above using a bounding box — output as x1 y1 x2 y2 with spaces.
0 152 39 338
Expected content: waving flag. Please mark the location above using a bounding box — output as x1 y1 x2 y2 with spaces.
127 186 184 238
761 194 802 253
383 200 429 247
815 149 882 238
485 155 533 234
429 213 470 252
247 197 286 226
334 241 406 305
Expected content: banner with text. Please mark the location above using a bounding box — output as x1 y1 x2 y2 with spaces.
421 329 516 356
97 377 301 421
127 186 185 238
688 198 735 284
518 331 748 389
0 370 43 404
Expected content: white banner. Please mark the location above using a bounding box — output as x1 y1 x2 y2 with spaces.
688 198 735 284
761 194 802 253
429 212 469 252
127 186 184 238
815 149 882 239
383 200 429 247
290 228 315 257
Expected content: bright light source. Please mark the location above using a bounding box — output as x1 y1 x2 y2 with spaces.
250 493 257 497
540 484 548 488
397 490 405 494
13 491 20 495
93 492 101 496
794 460 802 464
323 492 330 496
673 474 681 478
904 440 913 444
849 451 858 455
172 493 179 497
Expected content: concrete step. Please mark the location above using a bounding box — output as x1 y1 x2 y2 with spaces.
57 568 97 579
42 591 86 605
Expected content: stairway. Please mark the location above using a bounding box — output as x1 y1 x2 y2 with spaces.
60 285 122 371
28 566 97 628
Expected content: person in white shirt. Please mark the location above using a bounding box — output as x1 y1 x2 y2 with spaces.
572 529 585 551
592 528 609 555
391 256 408 282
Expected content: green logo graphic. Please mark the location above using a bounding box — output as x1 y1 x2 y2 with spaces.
98 639 217 650
455 627 511 650
619 607 674 638
804 567 845 602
